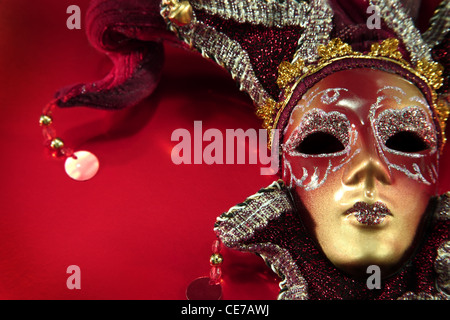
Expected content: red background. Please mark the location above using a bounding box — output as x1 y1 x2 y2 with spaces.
0 0 448 300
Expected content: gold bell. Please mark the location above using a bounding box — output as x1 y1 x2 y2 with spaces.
210 253 223 266
168 0 193 26
50 138 65 149
39 114 53 126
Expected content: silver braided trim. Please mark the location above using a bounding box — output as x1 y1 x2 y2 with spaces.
189 22 272 105
293 0 333 63
435 191 450 221
370 0 432 63
422 0 450 48
160 7 273 106
190 0 310 28
435 241 450 298
214 180 309 300
238 243 309 300
214 180 291 247
399 240 449 300
399 193 449 300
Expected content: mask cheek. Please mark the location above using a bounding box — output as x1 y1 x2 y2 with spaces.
382 150 439 190
282 152 348 192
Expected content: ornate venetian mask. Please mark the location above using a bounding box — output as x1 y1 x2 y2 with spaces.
282 68 439 278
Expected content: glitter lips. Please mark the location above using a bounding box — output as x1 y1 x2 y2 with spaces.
345 202 392 226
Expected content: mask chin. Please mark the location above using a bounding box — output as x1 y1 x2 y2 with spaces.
288 186 439 279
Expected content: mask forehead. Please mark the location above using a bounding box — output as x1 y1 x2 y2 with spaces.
284 68 431 139
282 68 439 193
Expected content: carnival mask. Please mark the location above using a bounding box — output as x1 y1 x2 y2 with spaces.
282 68 439 278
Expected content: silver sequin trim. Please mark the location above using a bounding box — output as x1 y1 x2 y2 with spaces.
375 106 437 153
190 0 309 28
283 108 351 155
370 0 432 63
399 192 449 300
293 0 333 63
422 0 450 48
215 180 293 247
160 8 272 106
435 240 450 297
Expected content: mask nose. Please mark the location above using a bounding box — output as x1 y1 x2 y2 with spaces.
342 147 392 200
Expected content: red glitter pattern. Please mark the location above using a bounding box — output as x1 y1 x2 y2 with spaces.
195 10 302 100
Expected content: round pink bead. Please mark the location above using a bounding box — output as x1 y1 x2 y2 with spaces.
64 151 99 181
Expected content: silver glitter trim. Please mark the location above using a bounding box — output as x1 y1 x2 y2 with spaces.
422 0 450 48
283 108 351 155
435 192 450 221
370 0 432 63
188 22 271 105
377 85 406 96
293 0 333 63
305 88 349 108
160 5 272 106
239 243 309 300
332 147 361 172
398 192 449 300
320 88 348 104
190 0 309 28
435 240 450 297
375 106 438 154
398 291 448 300
399 236 449 300
282 155 333 191
369 95 438 186
215 180 293 247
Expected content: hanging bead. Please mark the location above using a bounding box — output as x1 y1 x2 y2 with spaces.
212 239 221 253
209 266 222 285
40 101 99 180
42 125 56 143
185 238 224 300
42 102 56 115
61 146 75 158
209 239 223 285
210 253 223 266
50 138 65 149
39 114 53 126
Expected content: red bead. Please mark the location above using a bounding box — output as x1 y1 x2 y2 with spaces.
209 266 222 284
60 147 74 158
50 148 65 159
42 126 56 143
212 239 221 253
42 102 56 115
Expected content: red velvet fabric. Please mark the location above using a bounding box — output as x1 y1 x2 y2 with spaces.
0 0 448 300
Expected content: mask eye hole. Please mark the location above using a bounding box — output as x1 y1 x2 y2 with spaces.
297 132 346 155
385 131 429 153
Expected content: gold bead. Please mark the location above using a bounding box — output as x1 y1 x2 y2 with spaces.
50 138 64 149
168 0 193 26
39 114 53 126
210 253 223 266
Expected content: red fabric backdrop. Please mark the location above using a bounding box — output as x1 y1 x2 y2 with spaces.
0 0 448 299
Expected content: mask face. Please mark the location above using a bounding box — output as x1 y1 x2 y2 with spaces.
281 68 439 278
